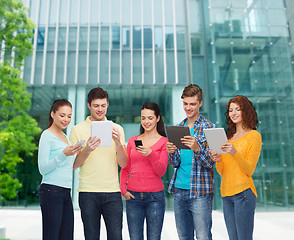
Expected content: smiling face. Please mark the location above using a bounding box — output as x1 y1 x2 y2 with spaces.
140 108 159 133
88 98 109 121
182 95 203 121
51 105 72 130
228 102 243 125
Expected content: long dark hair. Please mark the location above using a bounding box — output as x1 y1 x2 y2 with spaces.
48 99 72 128
140 102 166 137
225 95 258 139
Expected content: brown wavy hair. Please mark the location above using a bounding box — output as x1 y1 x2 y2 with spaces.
225 95 258 139
181 84 203 102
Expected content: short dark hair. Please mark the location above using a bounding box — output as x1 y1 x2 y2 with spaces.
181 84 203 102
48 99 72 128
87 87 109 105
140 102 166 137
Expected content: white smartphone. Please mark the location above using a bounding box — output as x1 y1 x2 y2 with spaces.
75 140 85 147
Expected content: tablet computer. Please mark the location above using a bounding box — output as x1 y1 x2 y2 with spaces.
166 125 190 149
203 128 228 154
91 121 113 147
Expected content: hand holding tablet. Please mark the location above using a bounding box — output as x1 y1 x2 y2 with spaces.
203 128 228 154
91 121 113 147
166 125 191 149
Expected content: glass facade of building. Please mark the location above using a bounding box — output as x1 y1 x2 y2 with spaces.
10 0 294 210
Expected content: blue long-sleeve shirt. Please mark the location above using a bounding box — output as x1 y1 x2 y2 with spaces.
168 115 216 198
38 129 75 188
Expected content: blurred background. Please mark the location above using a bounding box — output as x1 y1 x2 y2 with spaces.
2 0 294 212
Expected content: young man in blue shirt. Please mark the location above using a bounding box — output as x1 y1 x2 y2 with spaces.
167 84 216 240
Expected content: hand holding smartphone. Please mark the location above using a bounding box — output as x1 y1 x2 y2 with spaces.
75 140 85 147
134 140 143 147
134 139 152 156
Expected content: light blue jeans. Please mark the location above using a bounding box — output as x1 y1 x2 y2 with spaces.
173 188 213 240
126 190 166 240
222 188 256 240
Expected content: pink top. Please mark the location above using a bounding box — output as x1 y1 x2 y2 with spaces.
120 135 169 195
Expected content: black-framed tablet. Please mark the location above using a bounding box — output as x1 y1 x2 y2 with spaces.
166 125 190 149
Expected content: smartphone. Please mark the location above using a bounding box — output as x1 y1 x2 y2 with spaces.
75 140 85 147
134 140 143 147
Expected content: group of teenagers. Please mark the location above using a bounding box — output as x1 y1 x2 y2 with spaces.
38 84 262 240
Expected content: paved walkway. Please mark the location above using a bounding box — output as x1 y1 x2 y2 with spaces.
0 208 293 239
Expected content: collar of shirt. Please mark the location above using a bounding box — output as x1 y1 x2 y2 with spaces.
179 115 203 127
86 116 108 124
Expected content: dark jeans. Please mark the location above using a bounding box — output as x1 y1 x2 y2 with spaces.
126 190 166 240
222 188 256 240
79 192 123 240
38 183 74 240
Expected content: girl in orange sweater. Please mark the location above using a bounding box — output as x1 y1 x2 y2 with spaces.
211 96 262 240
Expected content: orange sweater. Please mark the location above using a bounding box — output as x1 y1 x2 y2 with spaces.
216 130 262 197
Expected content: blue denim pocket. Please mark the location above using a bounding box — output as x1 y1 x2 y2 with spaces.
235 188 250 199
150 190 165 201
233 188 257 205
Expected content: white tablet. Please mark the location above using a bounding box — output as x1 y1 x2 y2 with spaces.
91 121 113 147
203 128 228 154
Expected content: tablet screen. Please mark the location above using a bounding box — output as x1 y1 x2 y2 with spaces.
203 128 228 154
91 121 113 147
166 125 190 149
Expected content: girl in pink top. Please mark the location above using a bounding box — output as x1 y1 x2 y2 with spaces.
120 102 169 240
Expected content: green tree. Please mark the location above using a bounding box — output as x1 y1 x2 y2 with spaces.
0 0 41 201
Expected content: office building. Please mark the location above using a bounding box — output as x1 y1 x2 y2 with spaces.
12 0 294 210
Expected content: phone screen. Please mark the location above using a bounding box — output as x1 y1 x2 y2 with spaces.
134 140 143 147
75 140 85 147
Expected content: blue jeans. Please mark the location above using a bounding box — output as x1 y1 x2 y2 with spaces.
126 190 166 240
38 183 74 240
173 188 213 240
78 192 123 240
222 188 256 240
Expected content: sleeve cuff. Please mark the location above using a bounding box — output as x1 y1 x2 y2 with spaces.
121 189 127 195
